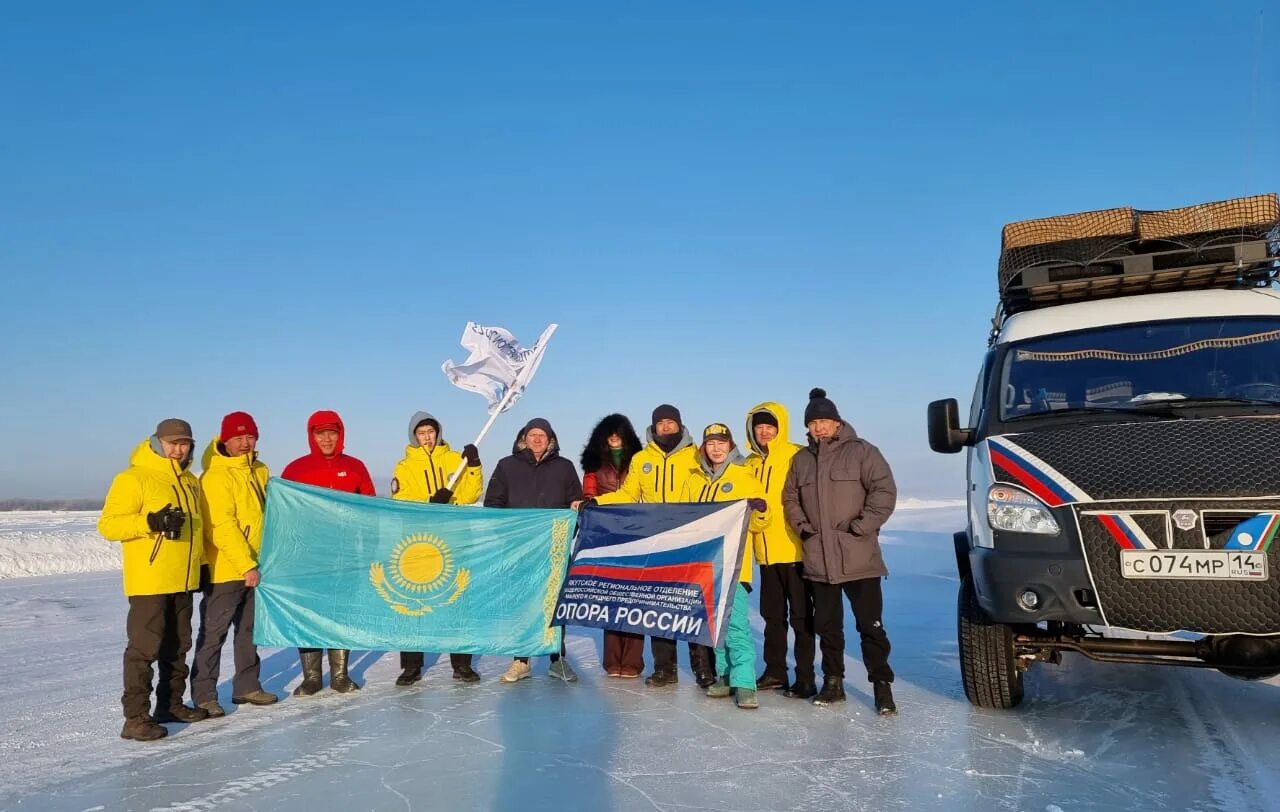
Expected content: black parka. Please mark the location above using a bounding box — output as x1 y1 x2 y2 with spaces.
484 418 583 509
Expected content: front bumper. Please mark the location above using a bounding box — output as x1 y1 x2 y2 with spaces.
970 546 1104 626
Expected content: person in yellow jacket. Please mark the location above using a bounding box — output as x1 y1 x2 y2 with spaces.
678 423 769 710
390 411 483 686
583 404 716 687
98 418 209 742
190 412 279 718
744 401 816 699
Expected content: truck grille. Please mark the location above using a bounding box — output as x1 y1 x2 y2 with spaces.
1074 499 1280 634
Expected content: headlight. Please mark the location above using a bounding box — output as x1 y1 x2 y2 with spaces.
987 486 1060 535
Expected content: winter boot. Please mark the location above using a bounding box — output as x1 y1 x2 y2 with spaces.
874 681 897 715
783 680 818 700
755 673 787 691
644 668 678 687
548 659 578 683
120 717 167 741
690 646 717 688
197 699 226 718
705 677 732 699
328 649 361 693
736 688 760 710
451 654 481 683
152 704 209 724
500 660 532 683
812 676 846 706
293 649 324 697
395 667 422 687
233 690 279 706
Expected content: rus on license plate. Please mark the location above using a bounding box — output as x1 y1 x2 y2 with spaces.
1120 550 1268 581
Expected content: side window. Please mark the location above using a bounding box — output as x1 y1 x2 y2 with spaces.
968 350 995 427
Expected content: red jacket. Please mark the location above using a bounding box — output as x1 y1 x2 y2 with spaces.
281 410 376 495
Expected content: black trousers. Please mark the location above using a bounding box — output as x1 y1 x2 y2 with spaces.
651 637 715 676
759 562 816 684
191 580 262 703
401 652 475 671
810 577 893 683
122 592 194 720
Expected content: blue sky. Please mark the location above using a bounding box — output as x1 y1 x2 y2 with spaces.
2 3 1277 499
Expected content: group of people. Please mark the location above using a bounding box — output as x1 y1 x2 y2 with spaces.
98 387 899 742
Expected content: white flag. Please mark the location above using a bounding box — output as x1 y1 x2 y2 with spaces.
441 323 558 414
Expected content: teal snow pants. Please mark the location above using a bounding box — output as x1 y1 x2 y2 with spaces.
714 583 755 690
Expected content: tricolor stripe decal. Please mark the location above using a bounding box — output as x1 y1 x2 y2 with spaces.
987 437 1092 507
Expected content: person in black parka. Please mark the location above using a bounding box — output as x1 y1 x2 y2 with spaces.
485 417 583 683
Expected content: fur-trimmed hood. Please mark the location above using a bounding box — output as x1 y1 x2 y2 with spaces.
580 413 643 474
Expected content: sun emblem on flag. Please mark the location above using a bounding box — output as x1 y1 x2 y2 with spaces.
370 533 470 616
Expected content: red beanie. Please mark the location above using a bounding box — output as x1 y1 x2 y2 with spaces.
220 411 259 441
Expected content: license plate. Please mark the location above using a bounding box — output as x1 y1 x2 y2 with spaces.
1120 550 1268 580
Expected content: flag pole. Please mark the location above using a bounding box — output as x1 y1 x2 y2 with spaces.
441 385 517 491
442 325 557 491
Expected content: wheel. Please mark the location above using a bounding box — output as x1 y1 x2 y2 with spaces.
957 576 1025 709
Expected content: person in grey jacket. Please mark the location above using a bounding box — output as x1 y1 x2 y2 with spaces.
782 388 898 714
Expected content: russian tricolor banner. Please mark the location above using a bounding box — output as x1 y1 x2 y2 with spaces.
552 501 751 648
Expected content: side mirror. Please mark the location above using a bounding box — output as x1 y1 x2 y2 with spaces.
928 399 973 454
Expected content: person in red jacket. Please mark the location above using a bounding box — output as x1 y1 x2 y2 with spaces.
280 410 376 696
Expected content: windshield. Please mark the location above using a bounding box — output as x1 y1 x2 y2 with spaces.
999 317 1280 420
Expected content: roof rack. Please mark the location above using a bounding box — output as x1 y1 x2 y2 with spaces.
991 194 1280 340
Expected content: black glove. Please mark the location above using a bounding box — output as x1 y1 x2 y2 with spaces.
747 498 767 513
461 444 481 467
429 488 453 504
147 506 186 539
576 497 597 513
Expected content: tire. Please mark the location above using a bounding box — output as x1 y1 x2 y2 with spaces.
957 576 1025 709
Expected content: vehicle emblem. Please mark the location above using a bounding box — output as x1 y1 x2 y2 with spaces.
1172 509 1198 531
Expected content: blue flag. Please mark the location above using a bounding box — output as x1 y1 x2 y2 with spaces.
255 478 577 655
552 501 749 648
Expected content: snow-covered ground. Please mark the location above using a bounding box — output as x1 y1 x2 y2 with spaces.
2 503 1278 811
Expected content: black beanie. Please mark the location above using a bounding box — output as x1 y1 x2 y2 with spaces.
803 388 841 424
751 411 779 429
652 404 682 427
414 417 441 434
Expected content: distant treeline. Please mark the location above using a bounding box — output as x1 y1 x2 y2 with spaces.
0 498 102 511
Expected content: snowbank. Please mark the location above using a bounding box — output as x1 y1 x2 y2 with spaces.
0 511 119 579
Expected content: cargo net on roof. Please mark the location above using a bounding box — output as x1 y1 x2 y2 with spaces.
997 194 1280 314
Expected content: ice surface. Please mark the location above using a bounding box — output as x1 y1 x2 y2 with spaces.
1 506 1278 811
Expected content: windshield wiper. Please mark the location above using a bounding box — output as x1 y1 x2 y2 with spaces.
1005 405 1173 421
1131 396 1280 410
1006 397 1280 422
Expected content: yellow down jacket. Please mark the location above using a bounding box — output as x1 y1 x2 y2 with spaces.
98 439 205 596
743 401 804 565
200 437 270 584
596 429 700 505
679 455 769 584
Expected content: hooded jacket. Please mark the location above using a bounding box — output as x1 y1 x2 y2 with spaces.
678 448 769 584
198 437 270 584
580 413 643 498
391 411 483 505
484 418 582 509
782 421 897 584
743 402 805 565
595 425 700 505
280 410 376 495
98 438 205 596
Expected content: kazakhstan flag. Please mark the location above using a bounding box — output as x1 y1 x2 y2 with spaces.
255 478 577 656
